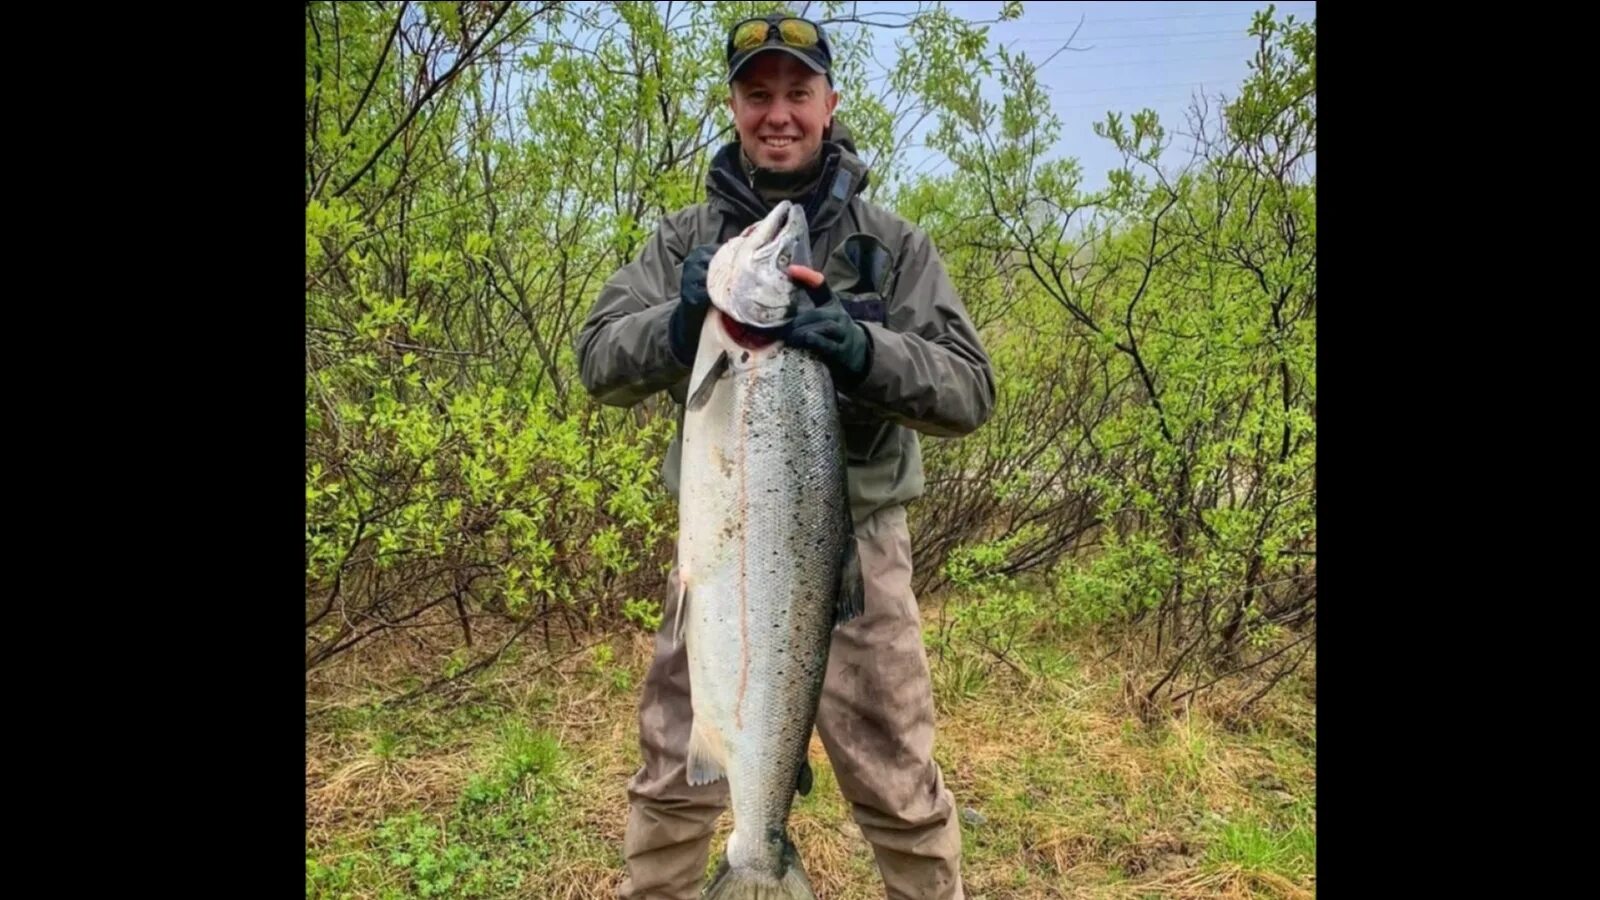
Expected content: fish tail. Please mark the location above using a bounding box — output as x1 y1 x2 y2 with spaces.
702 836 815 900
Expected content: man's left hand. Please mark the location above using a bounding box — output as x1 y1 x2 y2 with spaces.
785 265 871 390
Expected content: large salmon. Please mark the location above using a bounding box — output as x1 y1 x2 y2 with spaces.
675 199 864 898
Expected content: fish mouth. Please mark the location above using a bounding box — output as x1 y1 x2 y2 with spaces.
750 201 812 307
747 201 809 267
744 199 789 248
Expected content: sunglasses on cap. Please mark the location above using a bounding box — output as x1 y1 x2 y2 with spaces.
730 16 822 51
725 15 833 82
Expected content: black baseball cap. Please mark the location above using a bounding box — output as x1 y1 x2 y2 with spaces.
725 14 834 84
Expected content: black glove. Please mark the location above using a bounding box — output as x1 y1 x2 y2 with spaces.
785 279 872 390
669 244 717 366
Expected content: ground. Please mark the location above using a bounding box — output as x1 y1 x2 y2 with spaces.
306 599 1315 899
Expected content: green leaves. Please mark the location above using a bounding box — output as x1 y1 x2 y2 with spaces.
904 5 1314 707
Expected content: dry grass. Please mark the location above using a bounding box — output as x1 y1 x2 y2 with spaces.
306 610 1315 899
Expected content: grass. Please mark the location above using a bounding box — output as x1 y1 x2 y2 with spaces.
306 601 1315 899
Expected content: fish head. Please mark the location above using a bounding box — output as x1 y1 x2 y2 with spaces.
706 200 813 340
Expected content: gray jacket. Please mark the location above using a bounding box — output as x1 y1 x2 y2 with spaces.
575 131 994 524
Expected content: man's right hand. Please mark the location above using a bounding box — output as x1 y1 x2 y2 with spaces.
669 244 718 366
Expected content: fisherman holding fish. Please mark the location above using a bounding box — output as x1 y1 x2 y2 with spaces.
576 12 994 899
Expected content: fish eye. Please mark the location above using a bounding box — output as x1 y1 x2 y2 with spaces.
777 248 791 267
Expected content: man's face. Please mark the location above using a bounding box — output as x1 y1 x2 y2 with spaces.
728 52 839 172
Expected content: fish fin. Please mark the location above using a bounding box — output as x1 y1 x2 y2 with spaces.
686 717 728 786
796 759 813 797
687 350 730 412
704 836 816 900
835 525 865 628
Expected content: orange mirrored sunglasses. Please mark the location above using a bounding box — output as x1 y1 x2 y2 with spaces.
730 17 821 52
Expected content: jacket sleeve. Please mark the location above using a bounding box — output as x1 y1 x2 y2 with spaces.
846 228 996 437
574 215 694 408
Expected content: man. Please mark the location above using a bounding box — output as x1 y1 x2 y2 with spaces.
575 13 993 899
